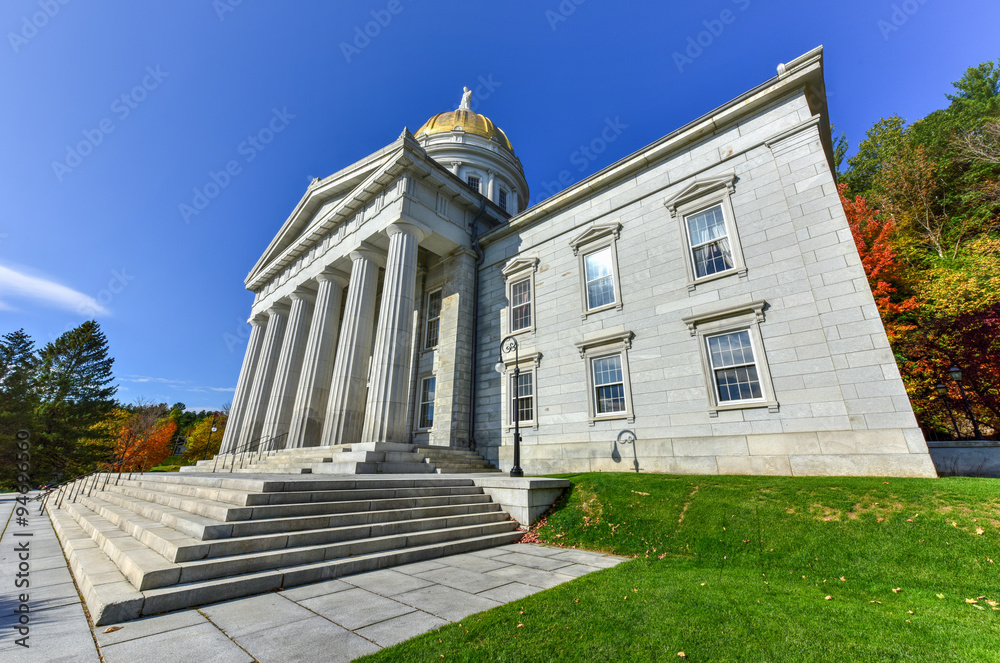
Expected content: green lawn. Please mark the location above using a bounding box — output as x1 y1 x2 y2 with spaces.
358 473 999 662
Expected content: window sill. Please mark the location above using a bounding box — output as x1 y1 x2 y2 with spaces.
707 400 779 418
581 301 623 320
687 267 748 292
588 412 634 426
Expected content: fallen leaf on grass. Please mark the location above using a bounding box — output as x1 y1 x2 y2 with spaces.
840 577 846 582
936 594 945 599
965 598 978 604
677 653 686 658
825 596 833 600
892 587 902 593
517 624 524 628
976 527 985 535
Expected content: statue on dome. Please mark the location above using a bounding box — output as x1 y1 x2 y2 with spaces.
459 86 472 111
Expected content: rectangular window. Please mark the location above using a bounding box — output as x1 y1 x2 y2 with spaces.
424 289 441 349
686 204 734 278
707 330 762 402
510 278 531 331
584 247 616 310
498 188 508 212
592 355 626 415
467 176 480 192
419 377 436 428
511 371 534 424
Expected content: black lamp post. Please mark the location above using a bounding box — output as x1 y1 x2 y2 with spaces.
935 383 960 440
495 335 524 478
948 366 982 440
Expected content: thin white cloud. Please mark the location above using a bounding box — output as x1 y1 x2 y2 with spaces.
120 375 189 385
0 263 108 315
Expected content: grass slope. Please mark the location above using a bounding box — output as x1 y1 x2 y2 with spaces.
358 474 999 662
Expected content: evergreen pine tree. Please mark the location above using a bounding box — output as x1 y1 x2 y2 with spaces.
0 329 39 489
35 321 117 480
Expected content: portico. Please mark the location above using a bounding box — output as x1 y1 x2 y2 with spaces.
219 121 522 455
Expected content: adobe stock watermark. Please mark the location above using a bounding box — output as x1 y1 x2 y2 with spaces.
7 0 71 54
12 430 33 649
340 0 408 64
545 0 586 31
672 0 751 74
877 0 928 40
179 107 295 224
530 116 628 206
51 65 169 182
46 267 135 341
213 0 243 21
223 317 252 354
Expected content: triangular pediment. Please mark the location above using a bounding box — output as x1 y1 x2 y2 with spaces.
568 222 621 255
500 256 539 278
662 174 736 216
246 146 406 288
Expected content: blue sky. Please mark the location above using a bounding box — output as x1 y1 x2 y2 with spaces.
2 0 996 411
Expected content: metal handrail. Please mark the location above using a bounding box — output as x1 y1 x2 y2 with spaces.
217 432 290 473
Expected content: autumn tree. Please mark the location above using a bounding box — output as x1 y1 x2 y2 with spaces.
111 401 177 472
183 412 227 462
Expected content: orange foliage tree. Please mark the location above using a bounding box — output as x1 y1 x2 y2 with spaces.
111 404 177 471
838 183 919 341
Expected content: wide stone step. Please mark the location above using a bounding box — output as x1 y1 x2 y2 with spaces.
79 490 507 563
62 494 516 590
52 497 522 626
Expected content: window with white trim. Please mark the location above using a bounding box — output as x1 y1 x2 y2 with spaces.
574 329 635 424
686 204 734 278
569 222 623 319
424 289 441 349
467 176 480 192
584 247 616 310
501 257 538 335
592 354 626 415
681 300 778 416
498 187 508 213
707 330 763 403
510 278 531 332
663 174 747 291
418 377 435 429
511 370 534 424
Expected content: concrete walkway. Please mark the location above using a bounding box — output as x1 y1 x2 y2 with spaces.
1 492 625 662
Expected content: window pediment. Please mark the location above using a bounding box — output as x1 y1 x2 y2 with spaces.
663 174 737 217
501 256 539 278
569 222 621 255
681 300 767 336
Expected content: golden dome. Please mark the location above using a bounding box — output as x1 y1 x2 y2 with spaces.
414 109 515 154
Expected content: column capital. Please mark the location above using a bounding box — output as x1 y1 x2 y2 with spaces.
249 314 268 326
266 303 291 317
386 221 429 244
288 289 315 304
349 245 386 268
315 269 350 288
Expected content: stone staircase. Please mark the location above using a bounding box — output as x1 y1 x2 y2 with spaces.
184 442 499 475
47 472 521 625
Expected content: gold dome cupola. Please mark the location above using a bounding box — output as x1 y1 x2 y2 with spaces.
414 87 528 214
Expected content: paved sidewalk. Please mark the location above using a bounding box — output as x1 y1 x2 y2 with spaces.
1 491 99 663
1 492 626 662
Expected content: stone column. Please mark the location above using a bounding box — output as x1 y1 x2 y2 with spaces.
260 290 314 445
430 248 478 447
238 304 289 449
321 249 383 446
487 170 495 202
220 316 265 454
362 222 427 444
288 271 348 447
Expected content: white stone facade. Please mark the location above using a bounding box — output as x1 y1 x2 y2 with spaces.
221 47 937 478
